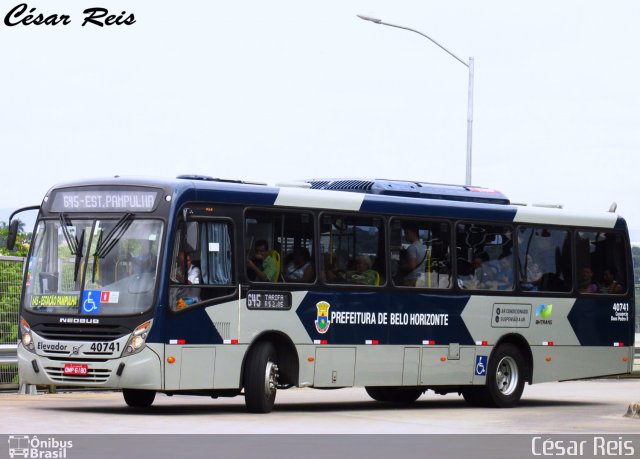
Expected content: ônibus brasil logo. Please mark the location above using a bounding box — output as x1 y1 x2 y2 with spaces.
315 301 331 334
8 435 73 458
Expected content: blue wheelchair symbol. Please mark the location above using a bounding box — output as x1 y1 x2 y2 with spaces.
475 355 488 376
82 290 101 314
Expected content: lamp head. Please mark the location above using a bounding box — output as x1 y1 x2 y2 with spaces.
357 14 382 24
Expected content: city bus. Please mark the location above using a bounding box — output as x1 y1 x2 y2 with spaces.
8 176 635 413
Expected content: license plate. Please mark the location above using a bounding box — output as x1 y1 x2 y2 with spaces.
63 363 88 376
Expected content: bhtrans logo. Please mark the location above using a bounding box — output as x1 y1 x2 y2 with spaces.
7 435 73 458
535 304 553 325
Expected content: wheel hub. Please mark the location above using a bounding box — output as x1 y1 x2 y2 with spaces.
496 356 518 395
264 361 279 397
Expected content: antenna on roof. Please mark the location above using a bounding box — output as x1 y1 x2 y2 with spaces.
608 202 617 213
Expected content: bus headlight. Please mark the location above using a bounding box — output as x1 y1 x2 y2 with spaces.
122 320 153 357
20 318 35 353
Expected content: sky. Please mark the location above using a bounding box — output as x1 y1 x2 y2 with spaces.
1 1 639 232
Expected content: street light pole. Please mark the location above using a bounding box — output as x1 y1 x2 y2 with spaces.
357 14 474 186
466 57 474 187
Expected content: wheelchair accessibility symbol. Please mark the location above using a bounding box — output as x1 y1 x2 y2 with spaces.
82 290 101 314
475 355 488 376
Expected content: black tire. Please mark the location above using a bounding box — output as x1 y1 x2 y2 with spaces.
123 389 156 407
365 386 423 403
244 341 279 413
463 344 525 408
461 386 488 407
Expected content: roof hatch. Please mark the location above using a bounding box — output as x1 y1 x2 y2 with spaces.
304 178 510 205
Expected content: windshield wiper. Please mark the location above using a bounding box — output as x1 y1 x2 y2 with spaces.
91 229 104 284
94 213 134 259
59 214 86 282
73 230 85 282
59 214 79 255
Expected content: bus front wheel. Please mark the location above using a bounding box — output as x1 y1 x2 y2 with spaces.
244 341 279 413
123 389 156 408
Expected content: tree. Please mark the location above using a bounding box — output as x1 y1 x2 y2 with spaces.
0 222 27 381
0 221 30 257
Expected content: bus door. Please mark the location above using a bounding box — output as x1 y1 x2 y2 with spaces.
165 212 237 390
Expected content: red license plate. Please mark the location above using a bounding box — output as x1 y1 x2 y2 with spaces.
63 363 88 376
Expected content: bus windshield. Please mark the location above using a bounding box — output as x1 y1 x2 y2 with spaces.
24 217 163 316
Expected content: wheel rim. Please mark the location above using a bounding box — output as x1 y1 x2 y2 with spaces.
495 356 518 395
264 360 279 399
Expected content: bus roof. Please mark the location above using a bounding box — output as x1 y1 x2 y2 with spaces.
43 176 626 231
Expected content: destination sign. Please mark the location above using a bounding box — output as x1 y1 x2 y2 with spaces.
246 291 291 310
31 294 79 308
50 190 159 212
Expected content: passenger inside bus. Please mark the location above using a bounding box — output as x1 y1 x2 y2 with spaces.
468 253 498 289
175 251 201 306
578 266 598 293
494 254 514 290
246 239 279 282
600 266 623 294
520 254 542 291
398 225 427 287
284 247 314 283
327 255 380 285
348 255 379 285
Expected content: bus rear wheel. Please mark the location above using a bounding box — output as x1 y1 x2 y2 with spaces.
365 386 423 403
123 389 156 408
463 343 525 408
244 341 279 413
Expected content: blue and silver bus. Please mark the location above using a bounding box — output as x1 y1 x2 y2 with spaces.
9 176 635 412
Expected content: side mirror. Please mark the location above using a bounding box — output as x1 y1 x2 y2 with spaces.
5 205 40 250
6 219 20 250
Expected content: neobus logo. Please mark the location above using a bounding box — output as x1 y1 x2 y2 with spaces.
59 317 100 324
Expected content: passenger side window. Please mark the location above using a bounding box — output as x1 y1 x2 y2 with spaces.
245 211 315 283
456 223 514 291
170 220 235 310
321 214 385 286
390 219 451 288
517 227 571 293
576 231 627 294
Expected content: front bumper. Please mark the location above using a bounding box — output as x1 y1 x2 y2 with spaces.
17 343 163 390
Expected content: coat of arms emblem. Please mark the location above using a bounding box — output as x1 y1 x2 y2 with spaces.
315 301 331 334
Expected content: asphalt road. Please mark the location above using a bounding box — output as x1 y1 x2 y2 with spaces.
1 379 639 434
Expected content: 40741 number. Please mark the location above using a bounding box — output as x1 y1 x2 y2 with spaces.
90 342 120 353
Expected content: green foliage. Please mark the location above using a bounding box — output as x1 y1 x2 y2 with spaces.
0 260 23 345
0 223 31 257
0 221 28 347
0 364 19 385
